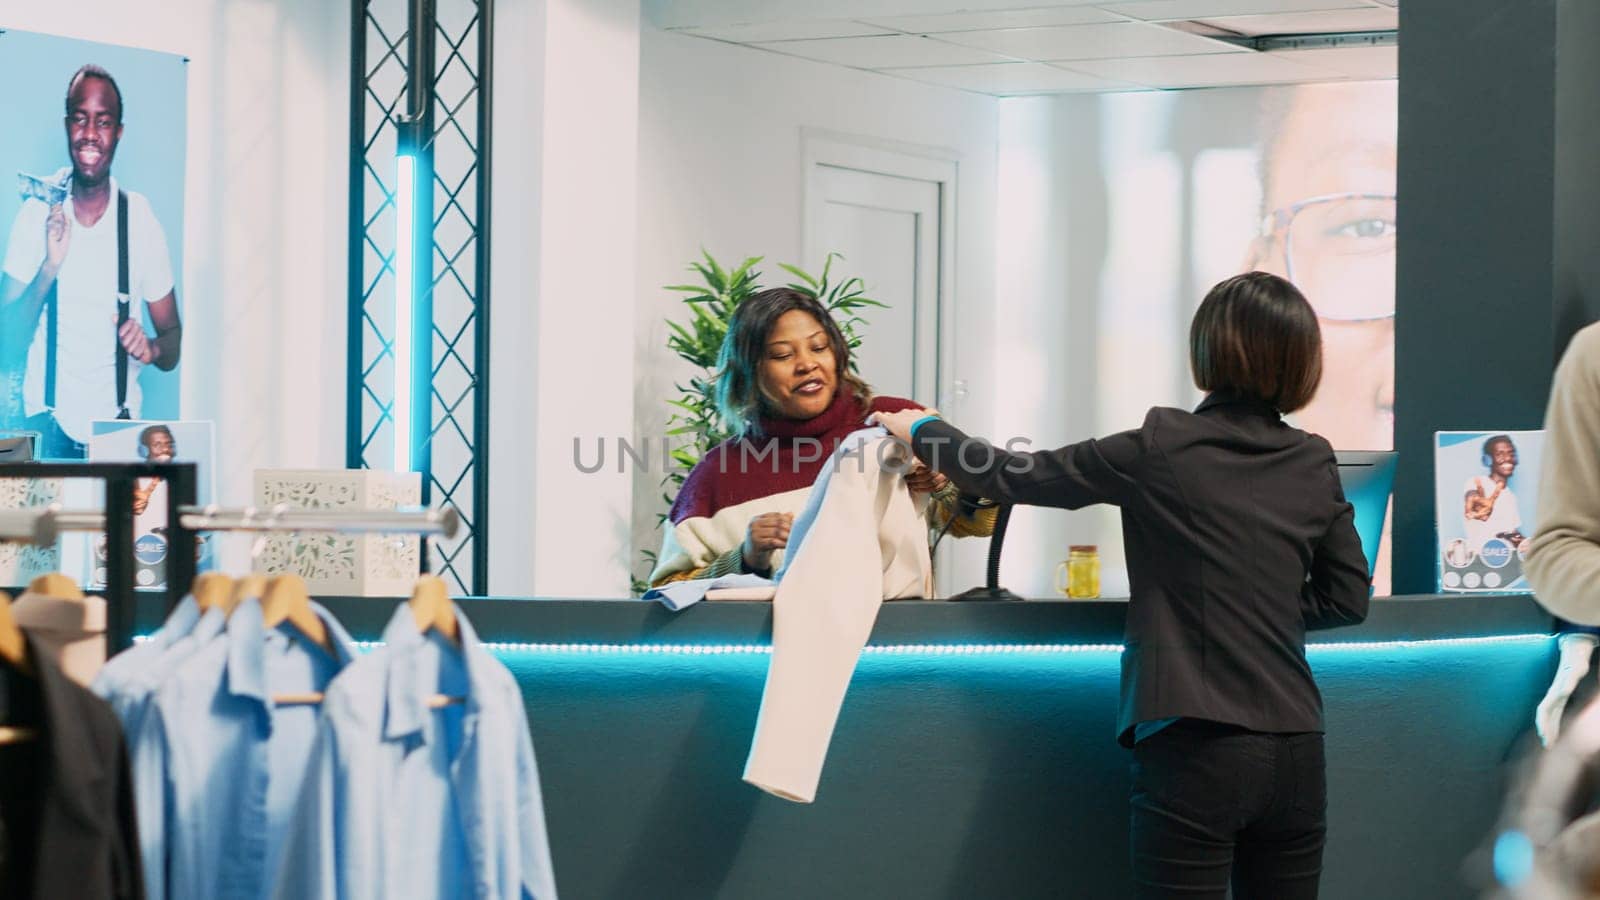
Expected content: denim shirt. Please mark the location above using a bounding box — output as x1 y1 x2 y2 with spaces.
132 598 356 900
271 603 558 900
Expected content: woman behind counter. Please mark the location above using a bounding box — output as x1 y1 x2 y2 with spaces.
648 287 993 588
876 272 1370 899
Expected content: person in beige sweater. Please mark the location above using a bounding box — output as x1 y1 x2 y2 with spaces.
1527 322 1600 622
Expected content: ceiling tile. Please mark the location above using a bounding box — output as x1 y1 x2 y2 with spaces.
752 34 1017 69
894 61 1140 94
862 8 1123 34
1270 44 1396 78
1198 7 1397 35
938 21 1242 61
678 21 896 43
1100 0 1374 21
1062 50 1346 87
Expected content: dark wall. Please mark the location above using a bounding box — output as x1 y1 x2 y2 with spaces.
1394 0 1600 593
1393 0 1556 594
1554 0 1600 357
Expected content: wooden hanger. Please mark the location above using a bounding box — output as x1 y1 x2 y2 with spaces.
408 575 459 644
0 591 29 676
0 725 38 744
229 572 268 614
0 591 37 743
190 572 235 613
259 574 330 653
258 574 335 707
28 573 82 600
410 575 466 708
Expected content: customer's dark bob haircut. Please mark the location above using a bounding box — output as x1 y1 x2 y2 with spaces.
1190 271 1322 414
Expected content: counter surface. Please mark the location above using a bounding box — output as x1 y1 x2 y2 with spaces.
131 591 1557 646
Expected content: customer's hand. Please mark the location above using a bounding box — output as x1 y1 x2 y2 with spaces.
742 512 792 574
904 463 948 495
871 407 938 445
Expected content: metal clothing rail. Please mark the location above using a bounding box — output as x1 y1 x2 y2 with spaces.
0 462 198 656
0 505 459 546
176 504 460 538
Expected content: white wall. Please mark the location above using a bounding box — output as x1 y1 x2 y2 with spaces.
633 28 1001 591
490 0 641 597
3 1 351 571
993 95 1123 599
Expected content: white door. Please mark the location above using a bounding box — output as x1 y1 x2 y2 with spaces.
805 142 964 597
806 164 941 407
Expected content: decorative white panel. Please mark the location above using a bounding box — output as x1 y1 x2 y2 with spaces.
0 478 64 585
253 469 422 597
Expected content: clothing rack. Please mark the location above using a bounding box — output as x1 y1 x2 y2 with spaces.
0 461 198 656
0 462 458 652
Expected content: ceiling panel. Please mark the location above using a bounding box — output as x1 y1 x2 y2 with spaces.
1198 7 1397 34
1099 0 1378 20
1062 50 1344 87
862 7 1124 34
938 20 1242 61
1271 44 1396 78
678 20 896 42
752 34 1017 69
894 61 1140 93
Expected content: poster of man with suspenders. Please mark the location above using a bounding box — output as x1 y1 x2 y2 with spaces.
0 37 187 461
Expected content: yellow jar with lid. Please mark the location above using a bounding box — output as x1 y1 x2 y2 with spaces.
1054 545 1101 599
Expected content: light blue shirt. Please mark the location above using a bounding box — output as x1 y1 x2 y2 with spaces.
96 597 230 894
99 604 229 742
272 603 558 900
642 572 773 611
134 598 356 900
92 594 201 701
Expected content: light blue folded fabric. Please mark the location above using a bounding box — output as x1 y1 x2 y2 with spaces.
644 573 774 611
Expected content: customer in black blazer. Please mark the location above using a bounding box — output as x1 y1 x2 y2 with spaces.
875 272 1371 899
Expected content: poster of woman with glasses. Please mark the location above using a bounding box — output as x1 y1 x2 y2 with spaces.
1244 82 1396 455
1022 79 1396 596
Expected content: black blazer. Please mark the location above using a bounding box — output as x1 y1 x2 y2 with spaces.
0 634 143 899
913 392 1371 746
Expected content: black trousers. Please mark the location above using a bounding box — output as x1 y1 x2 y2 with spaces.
1130 719 1326 899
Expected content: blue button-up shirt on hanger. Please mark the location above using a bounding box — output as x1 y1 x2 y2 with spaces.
132 597 356 900
92 593 200 699
272 603 558 900
95 596 230 893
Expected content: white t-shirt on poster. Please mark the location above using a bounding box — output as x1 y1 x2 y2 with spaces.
1462 474 1521 551
2 175 175 442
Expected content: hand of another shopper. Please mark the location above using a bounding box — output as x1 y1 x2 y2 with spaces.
742 512 792 574
1538 633 1598 747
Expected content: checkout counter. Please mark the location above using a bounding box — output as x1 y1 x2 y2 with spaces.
128 590 1555 898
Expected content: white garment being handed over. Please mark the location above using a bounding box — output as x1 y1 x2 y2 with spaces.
743 430 931 803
